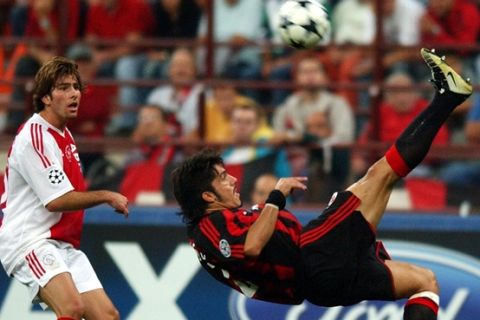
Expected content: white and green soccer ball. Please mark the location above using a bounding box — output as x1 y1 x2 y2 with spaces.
277 0 330 49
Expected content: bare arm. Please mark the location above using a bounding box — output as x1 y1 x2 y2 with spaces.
244 177 307 257
45 190 129 217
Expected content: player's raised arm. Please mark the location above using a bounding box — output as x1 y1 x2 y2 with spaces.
244 177 307 257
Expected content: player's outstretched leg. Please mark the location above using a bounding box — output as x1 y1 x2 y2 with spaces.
388 48 472 320
385 48 472 178
350 48 473 227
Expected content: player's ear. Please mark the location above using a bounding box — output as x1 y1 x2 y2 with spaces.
202 191 217 203
41 94 51 106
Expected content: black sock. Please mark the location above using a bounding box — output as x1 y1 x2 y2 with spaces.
403 296 438 320
386 91 467 177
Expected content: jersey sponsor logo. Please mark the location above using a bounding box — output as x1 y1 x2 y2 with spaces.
64 145 73 161
229 240 480 320
219 239 231 258
64 144 81 163
48 169 65 185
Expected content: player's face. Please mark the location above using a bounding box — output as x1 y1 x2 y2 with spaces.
210 164 241 209
41 74 81 128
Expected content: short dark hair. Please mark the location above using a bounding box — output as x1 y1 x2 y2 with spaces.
32 56 84 112
172 149 224 225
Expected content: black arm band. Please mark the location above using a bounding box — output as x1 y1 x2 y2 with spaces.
265 190 286 210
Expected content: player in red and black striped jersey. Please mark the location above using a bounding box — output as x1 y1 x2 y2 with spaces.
172 49 473 320
189 203 305 304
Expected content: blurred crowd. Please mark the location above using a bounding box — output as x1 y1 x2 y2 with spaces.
0 0 480 210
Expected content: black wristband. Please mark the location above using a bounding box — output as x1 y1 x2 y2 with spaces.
266 190 286 210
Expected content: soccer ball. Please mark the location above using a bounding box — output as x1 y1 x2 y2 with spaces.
277 0 330 49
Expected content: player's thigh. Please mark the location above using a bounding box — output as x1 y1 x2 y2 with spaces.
82 288 119 320
347 157 399 227
38 272 84 315
385 259 438 299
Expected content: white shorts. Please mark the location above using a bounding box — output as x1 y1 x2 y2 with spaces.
11 239 102 308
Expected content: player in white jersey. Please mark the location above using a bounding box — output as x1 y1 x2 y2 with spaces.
0 57 129 320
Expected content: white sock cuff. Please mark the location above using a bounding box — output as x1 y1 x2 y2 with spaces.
409 291 440 305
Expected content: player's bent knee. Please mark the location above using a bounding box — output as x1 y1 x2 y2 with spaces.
61 299 85 319
364 158 398 186
409 266 439 295
102 306 120 320
419 268 439 294
110 308 120 320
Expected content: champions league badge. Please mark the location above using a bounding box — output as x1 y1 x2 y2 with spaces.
229 240 480 320
48 169 65 185
219 239 231 258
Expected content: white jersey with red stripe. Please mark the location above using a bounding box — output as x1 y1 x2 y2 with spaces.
0 114 86 275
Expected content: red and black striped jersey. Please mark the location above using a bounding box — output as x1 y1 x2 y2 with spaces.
187 204 305 305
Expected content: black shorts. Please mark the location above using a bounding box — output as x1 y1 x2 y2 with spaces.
299 191 395 307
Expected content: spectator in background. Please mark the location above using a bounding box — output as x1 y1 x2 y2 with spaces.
146 47 203 139
21 0 80 62
250 173 278 205
420 0 480 48
381 0 426 78
222 102 292 203
332 0 375 45
272 54 355 145
303 110 351 203
353 72 450 177
142 0 202 80
85 0 153 134
66 43 116 173
8 0 81 132
8 0 28 36
329 0 426 108
119 105 177 204
202 84 270 143
271 54 354 177
261 0 331 107
330 0 375 109
196 0 264 101
382 0 425 46
439 95 480 206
